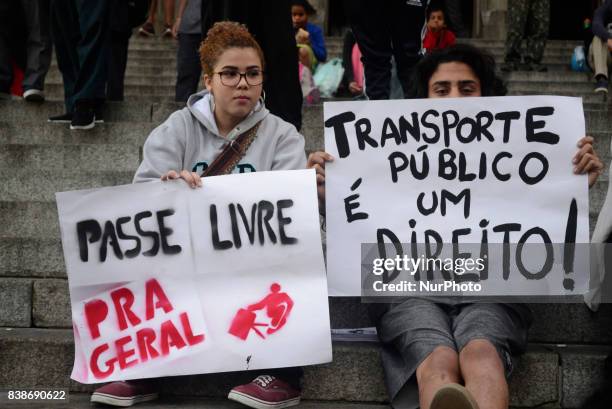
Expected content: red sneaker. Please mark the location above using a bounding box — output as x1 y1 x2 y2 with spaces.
90 380 158 407
228 375 301 409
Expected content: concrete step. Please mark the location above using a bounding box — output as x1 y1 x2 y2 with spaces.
48 63 181 77
508 81 597 94
2 327 608 407
0 144 141 171
0 170 133 202
43 83 176 100
2 394 391 409
0 122 155 145
502 71 592 83
46 73 180 87
0 100 156 123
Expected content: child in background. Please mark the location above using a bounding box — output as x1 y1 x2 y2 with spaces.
423 4 456 53
291 0 326 71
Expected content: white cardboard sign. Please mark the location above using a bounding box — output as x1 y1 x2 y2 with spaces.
324 96 590 296
56 170 332 383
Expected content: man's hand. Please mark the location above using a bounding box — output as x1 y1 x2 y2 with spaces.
307 151 334 213
573 136 604 188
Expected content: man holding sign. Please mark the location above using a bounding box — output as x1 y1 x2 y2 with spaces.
308 44 603 409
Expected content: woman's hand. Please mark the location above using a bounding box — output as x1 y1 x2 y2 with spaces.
573 136 604 188
161 170 202 188
307 151 334 213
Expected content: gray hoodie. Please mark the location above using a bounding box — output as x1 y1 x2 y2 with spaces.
134 90 307 182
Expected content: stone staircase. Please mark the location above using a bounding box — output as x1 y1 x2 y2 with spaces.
1 36 611 408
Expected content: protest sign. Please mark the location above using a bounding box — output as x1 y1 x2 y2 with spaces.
56 170 332 383
323 96 590 297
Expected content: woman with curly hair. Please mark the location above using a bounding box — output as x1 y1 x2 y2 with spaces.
89 21 306 409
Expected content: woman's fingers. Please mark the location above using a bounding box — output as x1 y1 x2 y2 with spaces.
162 170 202 188
161 170 179 181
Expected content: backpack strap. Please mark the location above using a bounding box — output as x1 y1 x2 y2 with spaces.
201 121 262 177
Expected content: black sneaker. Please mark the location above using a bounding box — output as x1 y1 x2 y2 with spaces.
23 89 45 102
48 112 73 123
594 77 609 94
70 104 95 130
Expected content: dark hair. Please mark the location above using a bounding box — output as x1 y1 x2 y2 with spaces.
291 0 316 15
426 2 445 20
407 44 507 98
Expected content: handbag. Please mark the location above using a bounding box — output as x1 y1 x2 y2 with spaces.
201 121 262 177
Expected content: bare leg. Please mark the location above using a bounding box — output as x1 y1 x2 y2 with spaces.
298 47 312 71
459 339 508 409
163 0 175 26
416 346 461 409
146 0 158 25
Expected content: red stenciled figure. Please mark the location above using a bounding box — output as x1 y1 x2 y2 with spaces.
228 283 294 340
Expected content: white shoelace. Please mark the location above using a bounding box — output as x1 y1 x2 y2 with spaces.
253 375 275 388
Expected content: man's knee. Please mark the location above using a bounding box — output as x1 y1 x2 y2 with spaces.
416 345 460 384
459 339 504 372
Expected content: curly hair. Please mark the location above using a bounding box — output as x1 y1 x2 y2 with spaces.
407 44 507 98
199 21 265 76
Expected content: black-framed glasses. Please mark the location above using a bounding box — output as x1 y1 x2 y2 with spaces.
215 69 265 86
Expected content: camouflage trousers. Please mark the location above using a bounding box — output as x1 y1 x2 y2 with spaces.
505 0 550 64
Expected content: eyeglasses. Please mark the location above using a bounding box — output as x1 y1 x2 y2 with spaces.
215 69 265 86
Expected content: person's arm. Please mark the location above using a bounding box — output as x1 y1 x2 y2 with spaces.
172 0 189 38
134 111 201 188
269 122 307 171
423 30 435 52
308 23 327 62
592 3 612 41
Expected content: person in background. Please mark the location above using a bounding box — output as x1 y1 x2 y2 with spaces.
423 2 456 53
139 0 175 38
173 0 203 103
291 0 327 71
589 0 612 95
0 0 51 102
344 0 428 100
48 0 110 130
501 0 550 72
